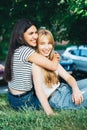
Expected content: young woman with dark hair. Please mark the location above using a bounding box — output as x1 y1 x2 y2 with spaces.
4 19 60 110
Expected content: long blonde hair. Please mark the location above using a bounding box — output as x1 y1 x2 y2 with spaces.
37 29 58 88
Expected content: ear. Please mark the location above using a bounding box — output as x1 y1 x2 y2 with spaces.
17 36 23 44
18 36 25 44
18 36 22 41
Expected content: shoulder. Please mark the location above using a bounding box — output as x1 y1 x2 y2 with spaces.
15 46 35 61
32 63 41 70
32 63 42 74
16 46 35 53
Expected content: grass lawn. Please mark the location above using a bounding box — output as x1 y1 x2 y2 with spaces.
0 94 87 130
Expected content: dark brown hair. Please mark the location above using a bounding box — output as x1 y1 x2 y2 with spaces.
4 18 34 81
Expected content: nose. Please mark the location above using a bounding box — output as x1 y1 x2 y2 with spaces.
33 33 38 39
45 44 49 49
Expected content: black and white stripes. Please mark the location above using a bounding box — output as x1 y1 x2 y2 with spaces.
8 46 35 91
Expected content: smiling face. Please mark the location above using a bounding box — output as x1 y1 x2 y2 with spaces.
38 36 53 57
24 25 38 47
37 30 54 58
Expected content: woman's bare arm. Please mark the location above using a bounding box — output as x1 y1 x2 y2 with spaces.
32 64 54 115
57 64 83 105
28 52 60 71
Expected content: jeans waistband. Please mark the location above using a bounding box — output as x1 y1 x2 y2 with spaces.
48 88 58 100
8 89 33 98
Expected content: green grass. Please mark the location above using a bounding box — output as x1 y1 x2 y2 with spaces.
0 94 87 130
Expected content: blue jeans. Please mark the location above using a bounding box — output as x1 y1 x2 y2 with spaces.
8 89 40 110
49 78 87 110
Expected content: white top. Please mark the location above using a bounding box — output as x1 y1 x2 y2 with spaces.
40 68 60 98
42 82 60 98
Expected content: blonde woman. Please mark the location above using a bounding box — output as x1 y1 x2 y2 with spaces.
32 29 87 115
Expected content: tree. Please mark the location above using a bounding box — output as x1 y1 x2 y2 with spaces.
52 0 87 45
0 0 87 60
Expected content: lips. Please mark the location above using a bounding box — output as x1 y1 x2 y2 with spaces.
31 40 37 45
42 50 50 56
43 49 50 53
32 40 36 43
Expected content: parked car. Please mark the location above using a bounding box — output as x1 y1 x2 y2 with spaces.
62 45 87 72
54 50 75 73
60 57 75 73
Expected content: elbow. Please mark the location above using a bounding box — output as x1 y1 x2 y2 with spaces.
35 89 41 97
66 75 75 83
51 64 58 71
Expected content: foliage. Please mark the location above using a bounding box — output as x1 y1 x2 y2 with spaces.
0 94 87 130
0 0 87 60
54 42 72 50
52 0 87 44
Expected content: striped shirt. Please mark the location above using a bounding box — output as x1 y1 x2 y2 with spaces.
8 46 35 91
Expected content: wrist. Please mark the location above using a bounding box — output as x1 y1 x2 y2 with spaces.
72 86 80 93
46 110 54 116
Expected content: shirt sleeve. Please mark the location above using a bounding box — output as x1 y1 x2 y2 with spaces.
19 46 35 62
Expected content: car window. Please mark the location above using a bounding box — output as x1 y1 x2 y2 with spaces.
80 49 87 57
69 49 79 56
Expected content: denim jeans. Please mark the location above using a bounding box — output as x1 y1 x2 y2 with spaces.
49 78 87 110
8 90 40 111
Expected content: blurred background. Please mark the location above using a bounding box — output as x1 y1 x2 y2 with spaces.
0 0 87 92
